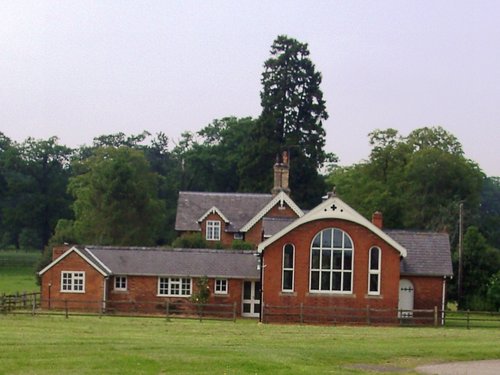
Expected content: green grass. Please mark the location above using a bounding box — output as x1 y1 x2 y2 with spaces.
0 315 499 374
0 250 41 294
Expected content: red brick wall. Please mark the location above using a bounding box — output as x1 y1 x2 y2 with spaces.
266 203 299 218
40 250 105 312
262 219 402 317
200 213 234 247
106 276 247 316
404 275 445 310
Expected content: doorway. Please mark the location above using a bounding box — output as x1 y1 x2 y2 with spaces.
242 280 261 318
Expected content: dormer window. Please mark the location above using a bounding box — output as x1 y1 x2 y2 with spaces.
206 220 221 241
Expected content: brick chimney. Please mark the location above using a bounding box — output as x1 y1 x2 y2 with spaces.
372 211 383 229
52 244 73 261
272 151 291 196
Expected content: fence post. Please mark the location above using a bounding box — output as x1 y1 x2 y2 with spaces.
65 300 69 319
466 309 470 330
434 306 438 327
32 296 36 316
366 305 371 325
232 302 237 322
300 303 304 324
165 301 170 322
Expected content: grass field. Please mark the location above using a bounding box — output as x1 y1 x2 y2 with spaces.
0 315 499 374
0 250 41 294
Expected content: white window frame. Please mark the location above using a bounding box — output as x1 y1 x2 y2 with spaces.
157 277 192 297
206 220 221 241
282 244 295 292
61 271 85 293
368 247 381 295
214 279 228 294
309 228 354 294
114 275 127 291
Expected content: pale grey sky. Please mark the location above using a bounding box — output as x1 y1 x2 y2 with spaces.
1 1 499 176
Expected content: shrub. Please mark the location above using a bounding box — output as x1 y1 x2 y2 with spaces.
191 276 210 305
487 272 500 311
172 233 208 249
231 240 254 250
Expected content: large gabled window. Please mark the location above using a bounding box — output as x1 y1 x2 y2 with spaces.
206 220 221 241
61 271 85 293
282 244 295 292
310 228 354 293
368 247 381 295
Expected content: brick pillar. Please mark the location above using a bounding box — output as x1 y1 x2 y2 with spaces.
372 211 383 229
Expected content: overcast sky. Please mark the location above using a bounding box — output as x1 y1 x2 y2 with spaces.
1 1 499 176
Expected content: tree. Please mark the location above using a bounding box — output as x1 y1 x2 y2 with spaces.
177 117 257 193
328 126 483 232
479 176 500 248
0 136 73 249
461 226 500 309
240 35 332 207
66 147 165 246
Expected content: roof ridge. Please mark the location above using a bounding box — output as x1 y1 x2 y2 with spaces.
179 191 272 197
87 246 257 255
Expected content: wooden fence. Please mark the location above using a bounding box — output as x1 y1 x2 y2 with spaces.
2 297 238 322
0 292 40 313
2 296 499 328
262 304 500 328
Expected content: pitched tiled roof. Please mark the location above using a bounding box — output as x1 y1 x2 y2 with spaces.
262 217 296 237
175 191 274 233
86 246 260 279
385 230 453 277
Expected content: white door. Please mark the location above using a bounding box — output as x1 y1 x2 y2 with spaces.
398 279 414 318
242 281 261 318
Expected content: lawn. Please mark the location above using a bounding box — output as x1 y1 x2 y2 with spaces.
0 315 499 374
0 250 41 294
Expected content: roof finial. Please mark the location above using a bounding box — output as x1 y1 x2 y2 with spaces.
327 185 336 198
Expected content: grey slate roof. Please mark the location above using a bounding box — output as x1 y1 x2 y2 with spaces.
385 230 453 277
262 217 296 237
175 191 274 233
86 246 260 279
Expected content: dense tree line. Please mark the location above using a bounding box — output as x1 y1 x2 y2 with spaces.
327 127 500 309
0 35 499 309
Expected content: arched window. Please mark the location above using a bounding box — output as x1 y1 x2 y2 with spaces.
282 244 295 292
368 247 381 295
310 228 353 293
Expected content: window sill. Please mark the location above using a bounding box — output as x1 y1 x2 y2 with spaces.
156 294 191 298
112 289 128 293
60 290 85 294
280 291 297 297
214 293 229 297
306 292 356 298
365 294 383 299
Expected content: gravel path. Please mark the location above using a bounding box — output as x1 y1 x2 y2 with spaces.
416 359 500 375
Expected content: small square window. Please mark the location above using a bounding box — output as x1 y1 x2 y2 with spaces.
214 279 228 294
114 276 127 291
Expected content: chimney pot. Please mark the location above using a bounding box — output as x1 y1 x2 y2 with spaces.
52 244 73 261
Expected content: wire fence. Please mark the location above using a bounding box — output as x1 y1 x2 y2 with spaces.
1 293 499 328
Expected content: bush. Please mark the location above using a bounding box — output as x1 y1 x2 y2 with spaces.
172 233 208 249
487 272 500 311
231 240 254 250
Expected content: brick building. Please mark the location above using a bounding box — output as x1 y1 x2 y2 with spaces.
38 154 453 323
